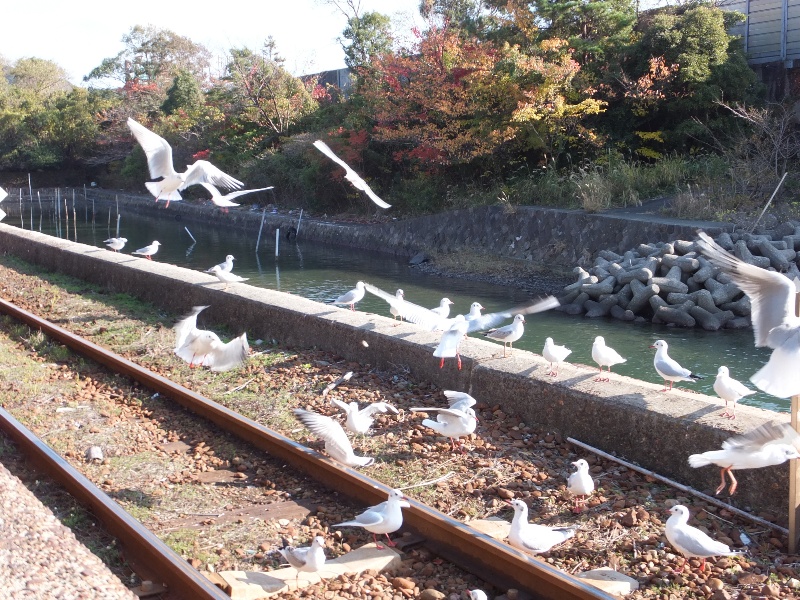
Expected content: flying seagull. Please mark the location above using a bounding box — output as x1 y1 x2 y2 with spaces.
293 408 374 467
173 305 249 371
199 182 273 213
127 117 243 206
313 140 391 209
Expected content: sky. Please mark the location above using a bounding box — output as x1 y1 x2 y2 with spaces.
2 0 424 85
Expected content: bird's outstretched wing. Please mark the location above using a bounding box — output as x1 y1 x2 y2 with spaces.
313 140 391 209
466 296 559 333
127 118 175 179
183 160 243 191
364 283 446 329
173 305 209 350
294 409 354 457
208 333 249 371
722 421 800 452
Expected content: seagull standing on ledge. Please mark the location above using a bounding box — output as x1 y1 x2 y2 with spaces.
132 240 161 260
333 489 406 549
127 117 243 207
104 237 128 252
278 536 326 586
207 254 235 274
484 314 525 357
591 336 626 382
208 265 248 290
714 366 756 420
543 337 572 377
650 339 703 391
330 281 366 311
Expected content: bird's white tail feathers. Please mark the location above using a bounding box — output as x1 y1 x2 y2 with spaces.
750 348 800 399
422 418 444 433
145 182 182 200
688 453 713 468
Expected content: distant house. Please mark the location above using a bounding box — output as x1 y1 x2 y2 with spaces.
302 67 353 98
720 0 800 96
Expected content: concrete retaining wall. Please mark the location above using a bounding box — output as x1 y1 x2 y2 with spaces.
0 223 790 521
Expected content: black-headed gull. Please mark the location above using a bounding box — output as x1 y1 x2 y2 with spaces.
313 140 391 209
410 405 477 452
665 504 741 571
443 390 476 413
433 315 470 370
484 314 525 357
208 265 248 290
430 298 454 318
330 281 366 311
688 421 800 495
127 118 243 206
468 592 488 600
199 182 273 213
650 339 703 391
567 459 594 513
714 366 756 420
331 400 399 435
465 297 560 334
293 408 374 467
506 499 575 554
333 488 406 548
132 240 161 260
104 237 128 252
364 283 449 330
390 289 404 320
591 336 626 382
278 535 326 586
173 306 249 371
543 337 571 377
207 254 235 274
697 230 800 398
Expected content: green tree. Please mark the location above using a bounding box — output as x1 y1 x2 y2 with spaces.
342 11 394 69
161 69 202 115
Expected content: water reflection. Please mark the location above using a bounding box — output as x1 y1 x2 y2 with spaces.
3 198 784 413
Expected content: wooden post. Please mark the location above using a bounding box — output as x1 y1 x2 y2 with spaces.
790 280 800 553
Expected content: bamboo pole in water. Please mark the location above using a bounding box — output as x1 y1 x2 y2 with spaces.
255 208 267 252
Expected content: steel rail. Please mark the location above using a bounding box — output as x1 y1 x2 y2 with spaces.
0 406 229 600
0 297 613 600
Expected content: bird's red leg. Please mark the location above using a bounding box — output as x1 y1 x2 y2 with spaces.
700 558 706 572
456 352 462 371
146 255 152 260
384 533 396 547
373 532 384 550
715 468 727 495
439 358 445 369
727 470 738 495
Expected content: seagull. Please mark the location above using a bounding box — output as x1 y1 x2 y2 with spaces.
390 289 405 320
464 297 560 334
468 592 488 600
208 265 248 290
331 399 399 435
132 240 161 260
688 421 800 495
430 298 454 318
714 366 756 420
173 306 249 371
278 536 326 587
543 337 572 377
313 140 391 209
0 186 6 202
409 405 477 452
206 255 235 274
697 230 800 398
200 182 273 213
591 336 627 382
330 281 366 311
293 408 374 467
333 488 406 549
567 459 595 513
127 117 243 206
650 339 703 391
484 314 525 357
433 315 470 370
665 504 741 571
103 237 128 252
443 390 477 413
506 499 575 555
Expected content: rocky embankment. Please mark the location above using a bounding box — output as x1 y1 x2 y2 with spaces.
557 225 800 330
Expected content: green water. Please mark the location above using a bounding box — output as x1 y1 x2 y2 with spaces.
4 198 781 412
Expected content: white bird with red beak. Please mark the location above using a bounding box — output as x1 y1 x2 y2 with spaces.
665 504 742 572
333 489 406 549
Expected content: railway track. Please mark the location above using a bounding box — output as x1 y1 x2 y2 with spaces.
0 296 613 600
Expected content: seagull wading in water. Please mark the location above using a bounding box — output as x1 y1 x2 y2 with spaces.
132 240 161 260
410 405 477 453
313 140 391 209
331 399 399 435
173 306 249 371
713 366 756 420
567 459 595 513
665 504 742 571
293 408 374 467
650 339 703 391
688 421 800 495
333 489 406 549
104 237 127 252
483 314 525 357
591 335 627 382
199 182 273 213
278 535 326 587
697 230 800 398
506 499 575 555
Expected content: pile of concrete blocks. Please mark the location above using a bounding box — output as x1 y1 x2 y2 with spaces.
556 226 800 330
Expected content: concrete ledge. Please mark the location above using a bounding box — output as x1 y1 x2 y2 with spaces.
0 224 790 519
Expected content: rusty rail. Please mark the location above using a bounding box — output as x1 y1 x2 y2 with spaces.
0 297 613 600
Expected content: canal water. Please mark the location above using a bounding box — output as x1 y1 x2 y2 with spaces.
3 197 782 412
